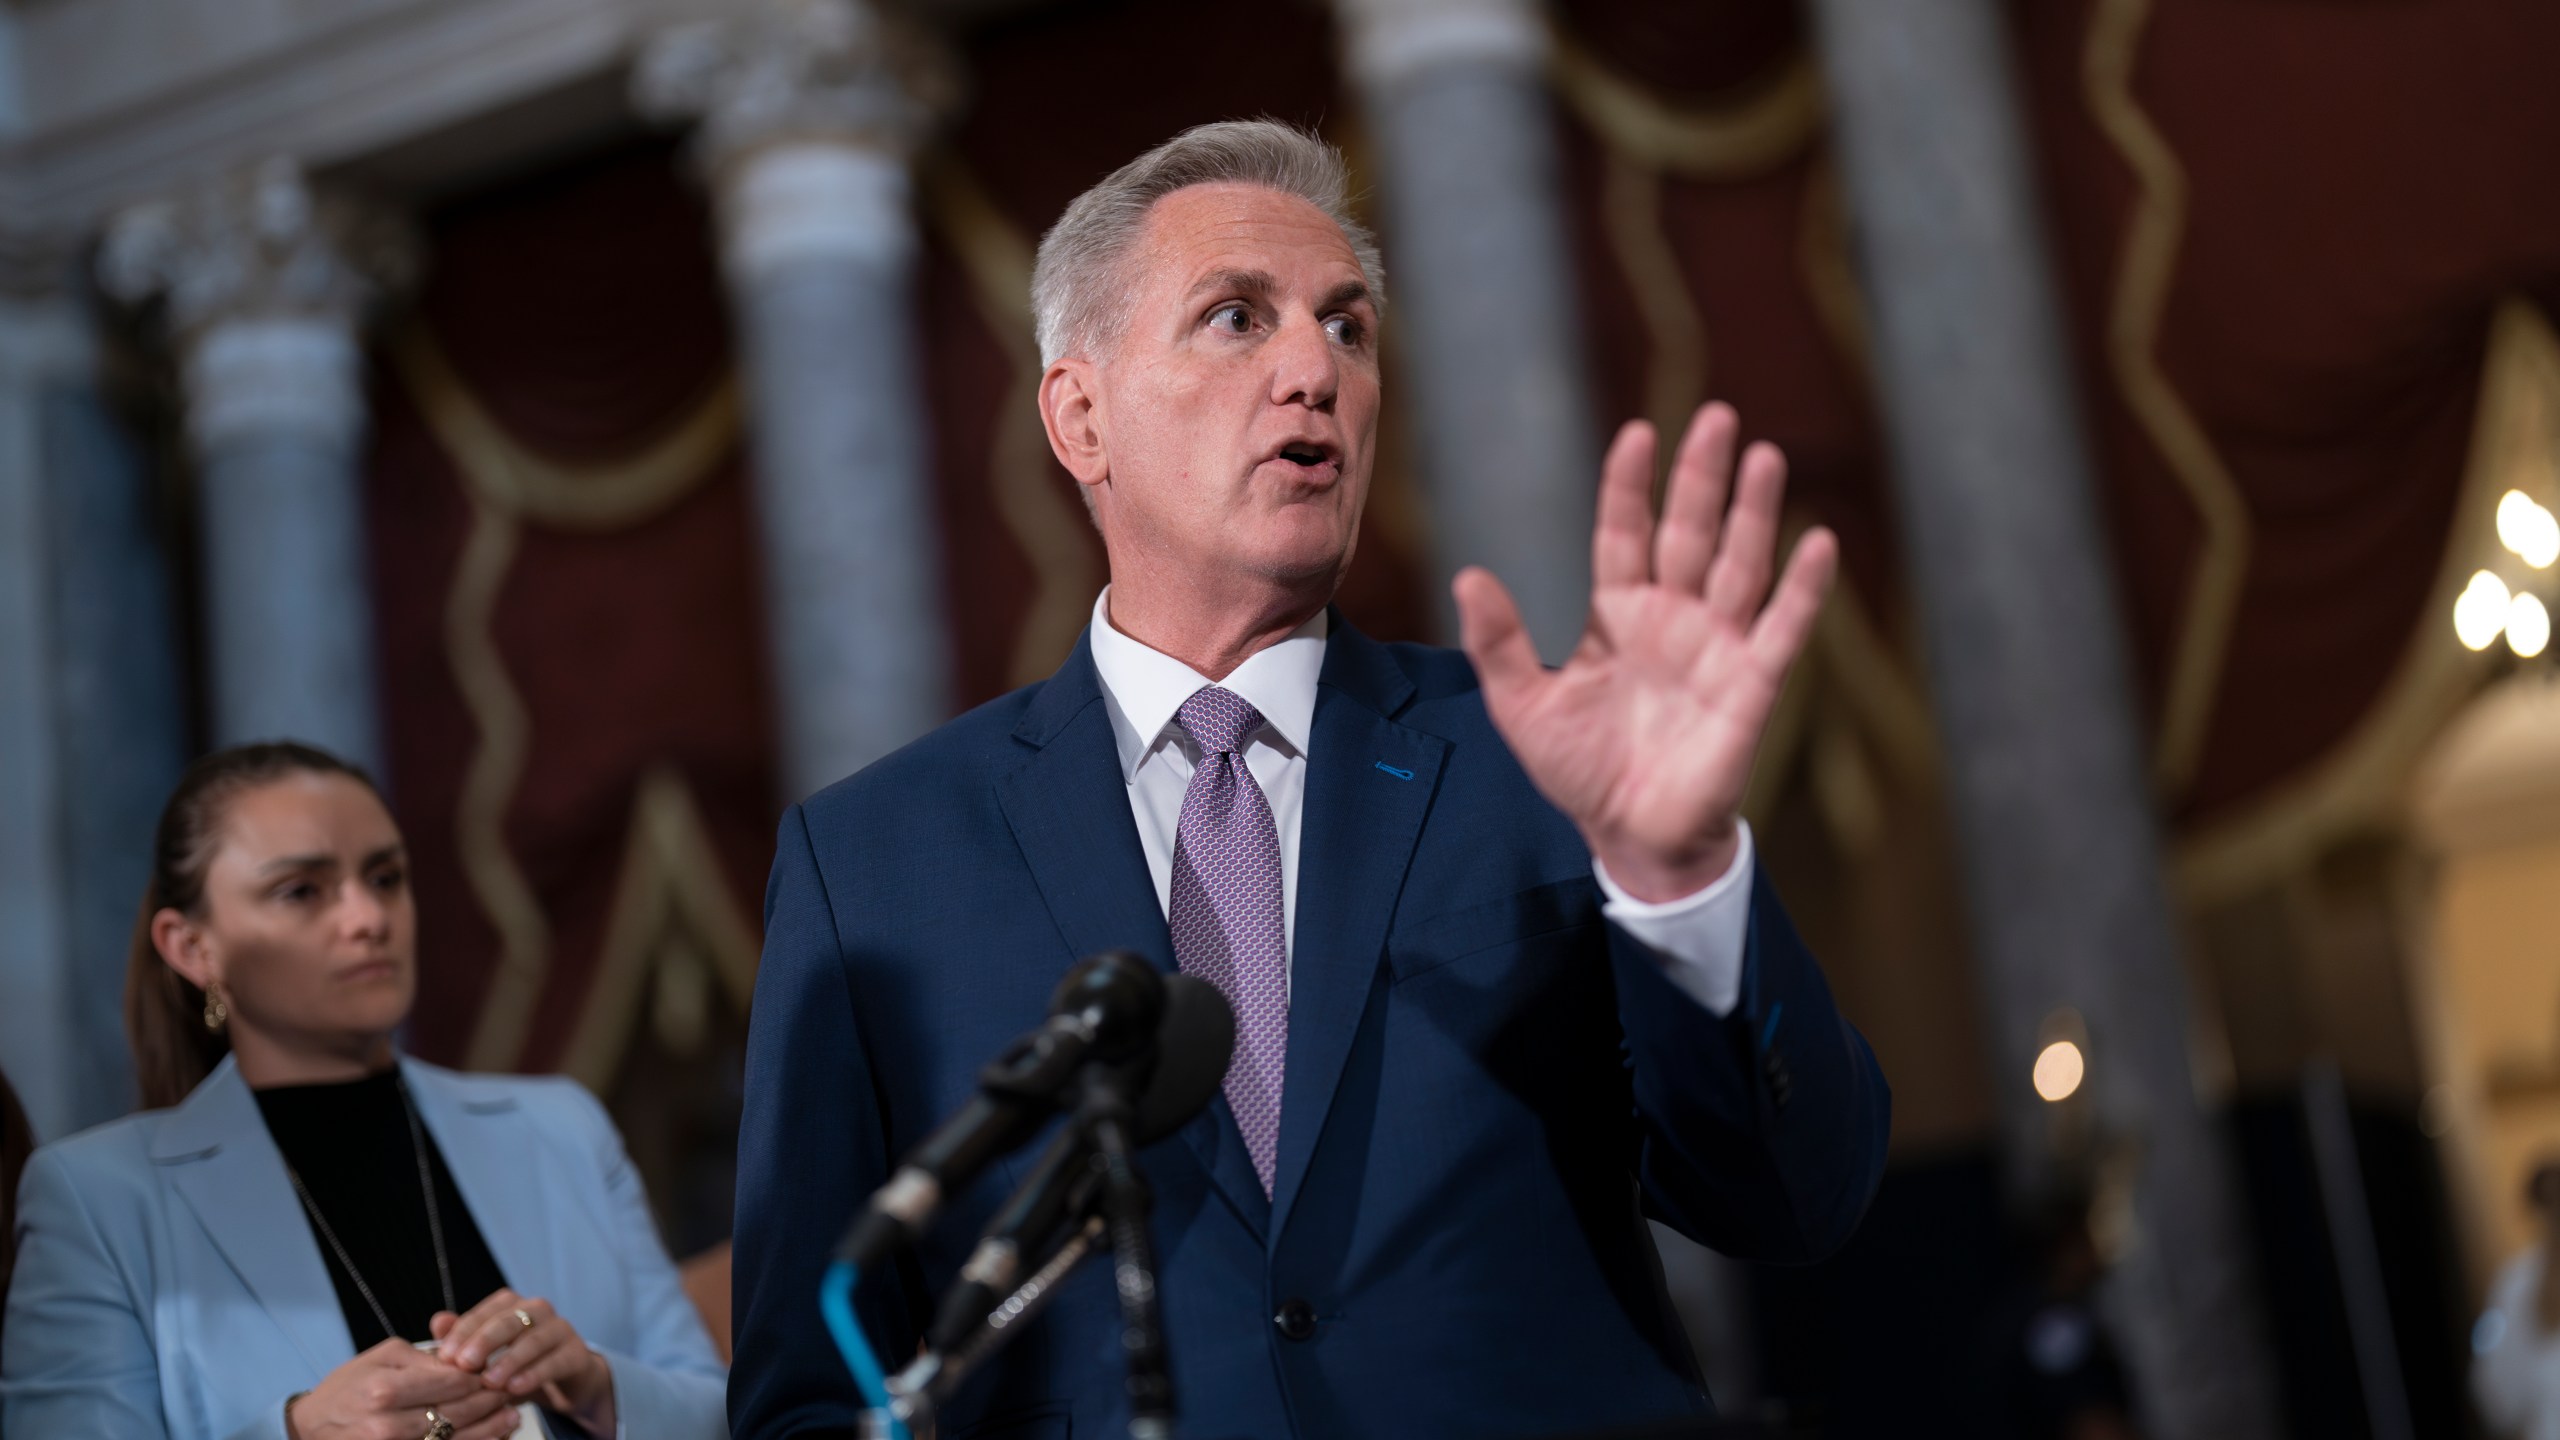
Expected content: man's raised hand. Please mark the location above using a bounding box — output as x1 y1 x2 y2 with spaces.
1454 402 1835 903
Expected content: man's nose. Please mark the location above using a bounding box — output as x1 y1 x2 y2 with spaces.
1269 311 1339 410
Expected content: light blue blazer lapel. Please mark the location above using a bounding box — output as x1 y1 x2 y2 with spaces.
402 1058 565 1304
994 632 1271 1239
152 1055 353 1377
1269 621 1447 1244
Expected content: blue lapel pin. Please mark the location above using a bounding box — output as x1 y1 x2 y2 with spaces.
1374 760 1415 780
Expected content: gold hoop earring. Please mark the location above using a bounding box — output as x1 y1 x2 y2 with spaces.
203 984 228 1033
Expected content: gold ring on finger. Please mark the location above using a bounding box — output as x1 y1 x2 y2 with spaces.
513 1307 536 1330
422 1409 456 1440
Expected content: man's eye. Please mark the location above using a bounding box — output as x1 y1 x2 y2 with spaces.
1324 315 1364 346
372 868 406 893
276 883 319 903
1209 304 1252 335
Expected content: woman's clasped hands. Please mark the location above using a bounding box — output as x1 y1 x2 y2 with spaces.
286 1288 614 1440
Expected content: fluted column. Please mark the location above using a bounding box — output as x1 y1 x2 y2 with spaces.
1804 3 2279 1436
100 159 410 775
0 243 187 1139
638 0 951 802
1334 0 1598 658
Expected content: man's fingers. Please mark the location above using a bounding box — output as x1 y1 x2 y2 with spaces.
1654 403 1738 594
1703 441 1789 623
1591 420 1657 588
1454 567 1545 703
1746 527 1838 676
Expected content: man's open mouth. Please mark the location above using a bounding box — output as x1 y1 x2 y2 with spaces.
1275 442 1336 470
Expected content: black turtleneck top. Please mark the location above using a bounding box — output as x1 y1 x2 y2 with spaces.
252 1069 509 1348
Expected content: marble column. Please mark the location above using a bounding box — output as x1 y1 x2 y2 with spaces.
1334 0 1598 659
1804 3 2279 1435
0 247 187 1140
99 158 409 776
637 0 952 802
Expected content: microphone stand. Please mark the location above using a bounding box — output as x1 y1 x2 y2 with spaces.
1078 1061 1175 1440
887 1062 1179 1440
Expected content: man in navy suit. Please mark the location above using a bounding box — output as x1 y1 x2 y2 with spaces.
731 120 1890 1440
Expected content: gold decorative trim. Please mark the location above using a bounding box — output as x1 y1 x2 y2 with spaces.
2084 0 2251 794
1598 145 1710 487
390 324 741 531
560 766 763 1092
918 157 1101 687
442 492 553 1072
2173 298 2559 903
1551 32 1823 181
388 320 744 1070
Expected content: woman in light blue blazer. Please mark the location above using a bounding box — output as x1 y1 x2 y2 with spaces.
1 743 728 1440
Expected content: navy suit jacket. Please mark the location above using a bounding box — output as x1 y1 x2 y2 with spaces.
730 617 1889 1440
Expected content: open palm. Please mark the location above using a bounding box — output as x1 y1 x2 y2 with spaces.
1456 403 1836 902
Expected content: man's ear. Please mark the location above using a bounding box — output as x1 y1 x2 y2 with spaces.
150 909 219 993
1038 358 1109 500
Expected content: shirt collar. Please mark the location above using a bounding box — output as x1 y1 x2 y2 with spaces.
1086 586 1328 783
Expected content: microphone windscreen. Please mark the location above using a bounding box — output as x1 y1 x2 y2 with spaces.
1134 975 1236 1144
1050 949 1166 1064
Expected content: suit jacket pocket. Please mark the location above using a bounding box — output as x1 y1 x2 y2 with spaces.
1386 875 1603 984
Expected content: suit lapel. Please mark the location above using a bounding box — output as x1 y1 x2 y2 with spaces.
153 1057 353 1376
1269 621 1446 1243
995 634 1272 1235
403 1059 562 1303
994 635 1175 976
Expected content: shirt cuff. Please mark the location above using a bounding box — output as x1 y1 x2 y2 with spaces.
1593 821 1754 1017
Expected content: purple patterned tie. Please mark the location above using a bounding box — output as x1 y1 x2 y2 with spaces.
1168 685 1288 1196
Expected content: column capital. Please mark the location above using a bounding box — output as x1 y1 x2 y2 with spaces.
1332 0 1546 91
94 156 415 340
633 0 955 174
97 159 408 455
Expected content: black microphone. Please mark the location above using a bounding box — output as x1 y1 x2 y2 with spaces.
835 951 1167 1270
924 975 1236 1354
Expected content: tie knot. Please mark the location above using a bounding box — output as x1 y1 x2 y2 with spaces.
1177 686 1265 755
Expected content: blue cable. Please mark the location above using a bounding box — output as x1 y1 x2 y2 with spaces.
820 1260 911 1440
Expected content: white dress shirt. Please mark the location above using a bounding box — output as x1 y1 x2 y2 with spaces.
1084 589 1756 1014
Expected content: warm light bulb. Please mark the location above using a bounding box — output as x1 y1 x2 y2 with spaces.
2524 509 2560 570
2497 491 2560 569
2498 491 2538 553
2509 591 2550 658
2455 570 2512 650
2033 1040 2085 1103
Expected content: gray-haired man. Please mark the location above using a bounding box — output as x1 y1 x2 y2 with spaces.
731 120 1889 1439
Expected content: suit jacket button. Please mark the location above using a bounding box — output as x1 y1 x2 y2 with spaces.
1275 1299 1318 1341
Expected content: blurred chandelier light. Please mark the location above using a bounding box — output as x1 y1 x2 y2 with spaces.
2509 591 2551 658
2496 489 2560 569
2454 569 2513 651
2032 1039 2085 1103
